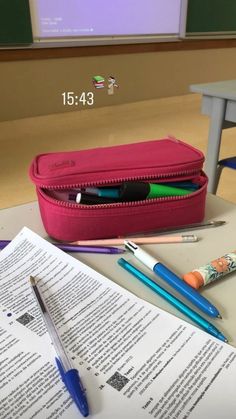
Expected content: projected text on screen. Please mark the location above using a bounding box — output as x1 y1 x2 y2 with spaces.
31 0 183 39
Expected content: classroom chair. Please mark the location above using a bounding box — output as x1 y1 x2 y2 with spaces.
215 156 236 192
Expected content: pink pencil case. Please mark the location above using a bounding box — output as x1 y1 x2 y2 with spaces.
29 137 208 242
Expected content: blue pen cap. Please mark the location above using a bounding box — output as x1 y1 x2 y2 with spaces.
56 358 89 417
64 369 89 417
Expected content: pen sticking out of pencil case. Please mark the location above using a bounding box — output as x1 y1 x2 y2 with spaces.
29 137 208 241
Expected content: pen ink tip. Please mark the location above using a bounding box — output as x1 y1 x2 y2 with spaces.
217 314 222 319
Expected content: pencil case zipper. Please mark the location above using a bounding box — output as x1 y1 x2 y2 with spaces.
38 168 204 209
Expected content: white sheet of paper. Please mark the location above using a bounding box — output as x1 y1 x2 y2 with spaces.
0 227 235 419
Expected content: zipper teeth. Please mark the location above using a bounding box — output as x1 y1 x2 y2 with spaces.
39 169 199 190
41 189 197 209
39 169 200 209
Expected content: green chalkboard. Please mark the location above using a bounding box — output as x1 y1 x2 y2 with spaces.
0 0 33 45
186 0 236 35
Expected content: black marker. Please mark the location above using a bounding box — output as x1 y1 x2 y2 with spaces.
69 193 117 205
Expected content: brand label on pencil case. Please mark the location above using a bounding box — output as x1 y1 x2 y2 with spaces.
49 160 76 171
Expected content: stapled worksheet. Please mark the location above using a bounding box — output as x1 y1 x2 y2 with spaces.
0 227 235 419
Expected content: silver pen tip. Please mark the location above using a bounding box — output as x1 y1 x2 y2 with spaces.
211 220 226 227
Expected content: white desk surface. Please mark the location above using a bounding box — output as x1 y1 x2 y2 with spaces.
190 79 236 101
1 194 236 346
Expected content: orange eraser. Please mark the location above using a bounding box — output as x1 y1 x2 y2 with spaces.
183 271 204 289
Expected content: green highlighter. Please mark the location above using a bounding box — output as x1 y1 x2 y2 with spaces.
119 181 192 201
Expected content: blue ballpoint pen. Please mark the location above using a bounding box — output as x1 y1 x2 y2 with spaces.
118 258 227 343
124 241 221 318
30 276 89 417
